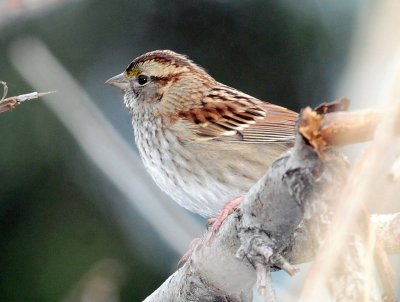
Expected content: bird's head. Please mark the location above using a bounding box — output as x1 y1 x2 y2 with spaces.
106 50 214 117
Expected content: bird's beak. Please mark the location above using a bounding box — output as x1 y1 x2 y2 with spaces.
105 73 129 90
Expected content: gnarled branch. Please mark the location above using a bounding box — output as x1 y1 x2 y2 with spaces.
144 103 400 302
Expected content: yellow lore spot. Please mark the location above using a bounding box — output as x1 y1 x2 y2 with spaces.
125 66 142 77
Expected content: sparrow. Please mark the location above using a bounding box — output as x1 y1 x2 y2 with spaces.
106 50 298 219
106 51 396 300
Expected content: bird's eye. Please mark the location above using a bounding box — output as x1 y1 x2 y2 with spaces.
137 75 148 85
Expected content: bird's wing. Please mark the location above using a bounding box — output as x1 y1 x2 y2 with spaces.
177 84 298 144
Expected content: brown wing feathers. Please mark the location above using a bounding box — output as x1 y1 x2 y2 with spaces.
178 85 298 143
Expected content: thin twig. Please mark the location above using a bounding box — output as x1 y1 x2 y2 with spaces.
1 81 8 102
0 81 55 114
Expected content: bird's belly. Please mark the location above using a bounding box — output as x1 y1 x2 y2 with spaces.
140 146 246 218
136 131 280 218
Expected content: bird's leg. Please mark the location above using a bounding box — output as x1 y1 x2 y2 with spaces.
178 237 202 266
178 196 244 265
206 196 244 244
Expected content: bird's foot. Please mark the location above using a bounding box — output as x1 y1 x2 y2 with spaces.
179 196 244 265
205 196 244 245
178 237 202 266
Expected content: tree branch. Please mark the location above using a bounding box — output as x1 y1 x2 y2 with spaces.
0 81 55 114
144 213 400 301
144 103 400 301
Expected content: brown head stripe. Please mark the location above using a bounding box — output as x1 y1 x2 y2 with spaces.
127 51 192 72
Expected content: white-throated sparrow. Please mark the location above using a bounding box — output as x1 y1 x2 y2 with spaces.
106 50 298 218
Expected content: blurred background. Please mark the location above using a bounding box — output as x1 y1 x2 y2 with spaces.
0 0 399 301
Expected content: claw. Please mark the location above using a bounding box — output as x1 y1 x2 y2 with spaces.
271 254 299 276
205 196 244 245
178 238 202 267
256 263 277 302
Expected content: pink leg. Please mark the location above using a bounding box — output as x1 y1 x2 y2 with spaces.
179 197 244 265
205 196 244 244
178 237 201 266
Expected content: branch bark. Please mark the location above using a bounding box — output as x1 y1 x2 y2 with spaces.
144 103 400 302
0 81 54 113
144 213 400 301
